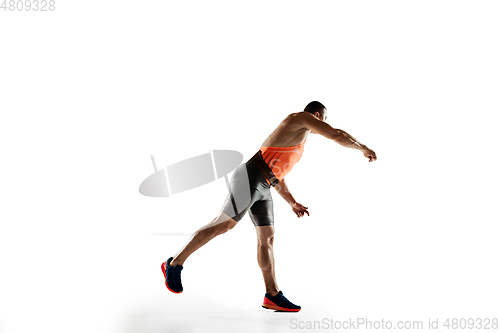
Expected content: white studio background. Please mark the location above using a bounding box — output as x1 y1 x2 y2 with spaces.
1 1 499 333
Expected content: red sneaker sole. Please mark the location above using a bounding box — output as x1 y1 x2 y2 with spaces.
262 298 301 312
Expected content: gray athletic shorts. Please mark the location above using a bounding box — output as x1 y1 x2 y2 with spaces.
220 161 274 226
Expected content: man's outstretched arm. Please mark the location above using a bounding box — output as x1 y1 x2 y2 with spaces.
301 113 377 162
275 178 309 218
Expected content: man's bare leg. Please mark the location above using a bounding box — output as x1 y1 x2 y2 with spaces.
169 212 237 267
256 225 279 296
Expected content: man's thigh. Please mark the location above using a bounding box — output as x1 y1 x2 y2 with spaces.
249 199 274 227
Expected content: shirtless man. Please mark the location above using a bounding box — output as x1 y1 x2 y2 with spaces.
161 101 377 312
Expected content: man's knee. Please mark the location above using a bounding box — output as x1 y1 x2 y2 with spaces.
217 219 237 234
200 213 237 234
258 236 274 247
256 226 275 246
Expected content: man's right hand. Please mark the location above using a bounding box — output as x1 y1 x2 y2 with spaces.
363 148 377 162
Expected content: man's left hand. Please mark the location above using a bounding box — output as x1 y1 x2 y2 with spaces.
291 202 309 218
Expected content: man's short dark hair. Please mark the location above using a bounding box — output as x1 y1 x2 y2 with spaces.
304 101 326 116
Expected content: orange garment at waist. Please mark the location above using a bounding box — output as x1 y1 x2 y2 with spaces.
259 139 306 182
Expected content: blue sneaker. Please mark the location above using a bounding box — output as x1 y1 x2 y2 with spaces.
262 290 301 312
161 257 183 293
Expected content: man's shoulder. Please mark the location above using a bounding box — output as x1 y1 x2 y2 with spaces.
285 111 313 125
288 111 315 119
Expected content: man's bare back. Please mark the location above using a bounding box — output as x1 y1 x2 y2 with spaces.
260 112 312 148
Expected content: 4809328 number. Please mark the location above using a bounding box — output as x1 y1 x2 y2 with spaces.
443 318 498 330
1 0 55 11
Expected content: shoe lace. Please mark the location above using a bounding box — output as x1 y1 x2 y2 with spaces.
277 292 293 305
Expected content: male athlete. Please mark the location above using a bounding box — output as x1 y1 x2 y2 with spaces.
161 101 377 312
